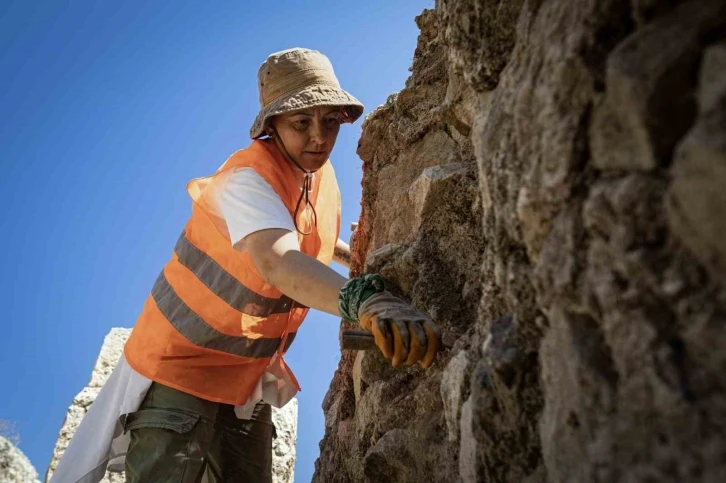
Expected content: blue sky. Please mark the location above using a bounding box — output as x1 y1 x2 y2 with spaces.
0 0 430 480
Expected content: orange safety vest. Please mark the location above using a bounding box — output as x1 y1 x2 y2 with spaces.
124 139 341 404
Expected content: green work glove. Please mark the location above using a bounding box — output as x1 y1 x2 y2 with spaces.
339 275 441 368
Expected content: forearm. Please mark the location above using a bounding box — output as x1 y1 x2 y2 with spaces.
246 229 347 317
333 238 351 269
267 250 347 316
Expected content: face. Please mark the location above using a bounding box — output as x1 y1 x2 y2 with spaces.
268 106 342 172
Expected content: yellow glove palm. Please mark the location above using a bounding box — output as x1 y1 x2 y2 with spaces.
357 292 441 368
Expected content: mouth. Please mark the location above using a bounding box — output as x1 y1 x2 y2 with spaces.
305 151 327 156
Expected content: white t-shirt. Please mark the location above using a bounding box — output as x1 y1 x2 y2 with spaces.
211 167 297 246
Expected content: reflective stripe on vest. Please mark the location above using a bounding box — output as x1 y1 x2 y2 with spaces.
173 232 293 316
151 232 297 358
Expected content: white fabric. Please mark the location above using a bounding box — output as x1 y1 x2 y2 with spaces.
50 356 150 483
50 168 299 483
209 167 297 249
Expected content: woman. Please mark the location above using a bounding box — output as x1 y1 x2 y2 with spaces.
50 48 440 483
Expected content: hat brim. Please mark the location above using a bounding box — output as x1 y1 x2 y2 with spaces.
250 83 364 139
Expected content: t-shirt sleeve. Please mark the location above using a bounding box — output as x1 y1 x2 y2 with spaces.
215 168 295 247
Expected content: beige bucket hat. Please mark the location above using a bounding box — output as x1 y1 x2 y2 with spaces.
249 48 364 139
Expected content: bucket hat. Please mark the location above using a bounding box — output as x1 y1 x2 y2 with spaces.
249 48 364 139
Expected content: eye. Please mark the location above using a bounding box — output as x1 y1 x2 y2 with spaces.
324 116 341 127
293 119 309 129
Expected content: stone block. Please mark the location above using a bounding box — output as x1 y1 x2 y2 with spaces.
0 436 40 483
458 397 479 483
698 43 726 112
363 429 414 482
352 351 364 404
667 65 726 282
272 398 298 483
440 350 470 443
438 0 525 90
407 162 471 232
590 0 724 171
88 329 130 388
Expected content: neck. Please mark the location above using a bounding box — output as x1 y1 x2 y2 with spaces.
271 135 317 184
291 168 307 185
266 136 320 235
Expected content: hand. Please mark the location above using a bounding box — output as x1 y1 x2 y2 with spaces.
357 292 441 368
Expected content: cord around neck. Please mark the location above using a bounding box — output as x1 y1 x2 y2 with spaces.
271 133 319 236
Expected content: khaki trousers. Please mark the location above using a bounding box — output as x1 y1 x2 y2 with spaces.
123 382 274 483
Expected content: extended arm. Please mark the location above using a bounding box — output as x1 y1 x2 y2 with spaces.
245 228 441 368
245 228 346 317
333 238 351 269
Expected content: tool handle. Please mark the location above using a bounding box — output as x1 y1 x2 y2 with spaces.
340 329 377 351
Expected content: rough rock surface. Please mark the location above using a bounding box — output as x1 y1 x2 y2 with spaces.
0 436 41 483
314 1 726 482
45 328 130 483
272 399 298 483
46 328 298 483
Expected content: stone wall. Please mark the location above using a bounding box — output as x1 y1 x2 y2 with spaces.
46 328 298 483
314 1 726 482
0 436 40 483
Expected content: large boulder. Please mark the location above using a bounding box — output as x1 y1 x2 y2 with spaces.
314 1 726 482
0 436 40 483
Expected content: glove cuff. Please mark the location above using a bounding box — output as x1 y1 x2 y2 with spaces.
338 274 385 322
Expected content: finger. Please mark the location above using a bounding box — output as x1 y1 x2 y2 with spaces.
358 312 374 332
371 318 394 359
390 319 410 367
420 321 441 368
404 322 427 366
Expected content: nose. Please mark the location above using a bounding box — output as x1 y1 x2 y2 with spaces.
309 118 326 146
